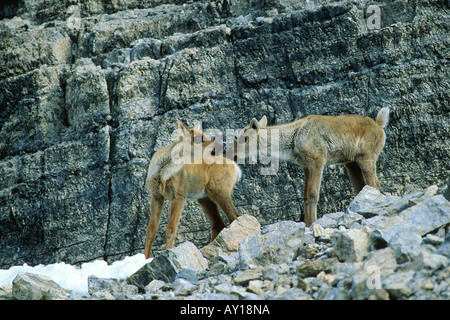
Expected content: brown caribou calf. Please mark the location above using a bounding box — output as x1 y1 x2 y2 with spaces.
235 108 389 227
144 122 241 258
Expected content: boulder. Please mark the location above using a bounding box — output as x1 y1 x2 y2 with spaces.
127 241 207 289
144 279 165 293
0 285 12 300
350 248 397 300
346 186 421 218
366 195 450 238
233 267 262 286
383 271 415 299
336 212 364 228
330 227 373 262
12 273 69 300
238 221 311 268
200 214 261 263
296 258 339 278
172 278 198 297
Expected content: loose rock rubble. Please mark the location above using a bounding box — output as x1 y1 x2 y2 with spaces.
1 185 449 300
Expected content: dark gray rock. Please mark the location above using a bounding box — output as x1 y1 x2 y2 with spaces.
363 195 450 262
200 214 261 264
346 185 424 218
330 227 373 262
127 241 207 289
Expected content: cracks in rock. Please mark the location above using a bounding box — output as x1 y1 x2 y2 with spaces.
157 58 174 114
102 68 118 262
58 70 71 129
284 164 305 222
103 173 113 262
228 28 243 109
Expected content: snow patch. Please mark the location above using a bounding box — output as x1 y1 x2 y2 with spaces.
0 254 150 295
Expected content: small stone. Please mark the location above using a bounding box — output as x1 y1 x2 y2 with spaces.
214 283 234 295
230 286 247 298
239 221 308 268
172 278 198 296
421 251 448 271
274 285 290 296
312 212 344 229
273 288 310 300
424 185 439 197
214 253 239 273
296 258 338 278
88 276 138 298
312 224 325 238
233 267 262 286
247 280 264 295
384 271 414 299
241 292 263 300
175 268 199 284
0 285 13 300
128 241 207 289
276 274 294 288
337 212 364 228
296 278 310 292
261 266 278 281
91 291 115 300
144 280 166 293
420 279 434 291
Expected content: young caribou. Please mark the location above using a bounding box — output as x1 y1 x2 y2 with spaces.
234 108 389 226
144 122 241 258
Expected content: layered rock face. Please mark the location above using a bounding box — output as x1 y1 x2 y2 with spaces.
0 0 449 268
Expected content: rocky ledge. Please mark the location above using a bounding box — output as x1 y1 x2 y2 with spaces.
2 184 449 300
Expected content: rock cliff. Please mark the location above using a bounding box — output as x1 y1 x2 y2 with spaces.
0 0 449 268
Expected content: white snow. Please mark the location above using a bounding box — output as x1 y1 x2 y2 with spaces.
0 254 150 295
